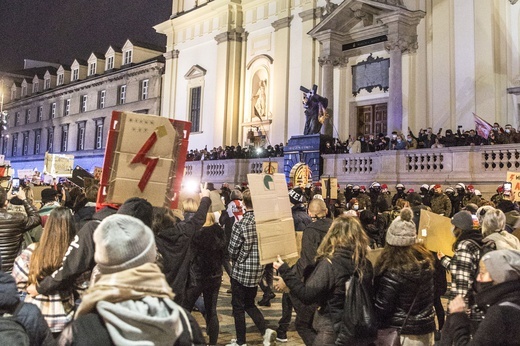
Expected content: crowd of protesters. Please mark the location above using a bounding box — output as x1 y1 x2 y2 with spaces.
187 123 520 161
0 176 519 345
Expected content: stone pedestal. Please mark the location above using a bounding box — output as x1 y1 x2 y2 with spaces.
283 134 333 182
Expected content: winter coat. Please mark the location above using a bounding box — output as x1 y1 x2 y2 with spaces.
0 271 54 346
155 197 211 303
374 257 436 335
483 231 520 251
73 203 96 230
430 193 452 217
442 280 520 345
280 246 373 326
36 206 117 295
292 204 312 232
295 218 333 278
0 201 41 272
189 223 226 282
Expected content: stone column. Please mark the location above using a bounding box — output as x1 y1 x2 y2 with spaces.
386 45 403 132
318 55 346 137
162 50 179 118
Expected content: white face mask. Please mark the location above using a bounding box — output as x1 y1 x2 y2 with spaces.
506 129 511 133
353 204 359 210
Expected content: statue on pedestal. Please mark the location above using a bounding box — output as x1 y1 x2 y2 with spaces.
300 84 329 135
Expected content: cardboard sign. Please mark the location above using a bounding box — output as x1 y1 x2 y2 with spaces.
17 169 34 180
506 171 520 202
247 173 299 265
262 161 278 174
417 209 456 257
43 153 74 177
321 177 338 199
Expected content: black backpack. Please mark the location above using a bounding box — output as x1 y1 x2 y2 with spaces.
0 302 30 346
336 273 378 344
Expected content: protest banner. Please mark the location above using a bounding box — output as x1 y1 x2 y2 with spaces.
506 171 520 202
417 209 455 257
247 173 299 265
97 111 190 208
43 153 74 177
321 177 338 199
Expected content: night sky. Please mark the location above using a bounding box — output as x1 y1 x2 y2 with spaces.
0 1 172 71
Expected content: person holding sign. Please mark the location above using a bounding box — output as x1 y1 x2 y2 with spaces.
273 215 372 345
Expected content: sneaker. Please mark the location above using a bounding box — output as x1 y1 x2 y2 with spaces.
225 339 246 346
263 328 277 346
276 330 288 342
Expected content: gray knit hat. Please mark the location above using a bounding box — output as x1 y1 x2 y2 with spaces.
386 208 417 246
94 214 156 274
482 249 520 284
451 211 474 231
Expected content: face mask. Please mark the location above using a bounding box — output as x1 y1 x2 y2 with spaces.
353 204 359 210
493 127 498 131
475 281 493 292
407 138 412 142
397 139 401 143
506 129 511 133
392 135 397 139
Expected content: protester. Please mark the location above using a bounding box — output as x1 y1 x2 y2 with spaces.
374 208 436 345
441 249 520 345
481 208 520 250
0 186 41 273
227 189 276 346
274 215 372 345
12 207 76 336
58 214 204 345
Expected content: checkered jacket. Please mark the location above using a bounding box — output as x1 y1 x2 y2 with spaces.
441 239 481 303
228 211 264 287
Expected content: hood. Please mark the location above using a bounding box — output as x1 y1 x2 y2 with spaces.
96 296 186 346
505 210 520 229
93 206 118 221
485 232 520 251
0 271 22 309
305 218 332 235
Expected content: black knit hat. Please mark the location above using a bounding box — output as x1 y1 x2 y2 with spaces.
288 187 306 205
117 197 153 227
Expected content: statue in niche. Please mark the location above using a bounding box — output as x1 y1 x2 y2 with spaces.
300 84 329 135
253 79 267 119
321 0 338 19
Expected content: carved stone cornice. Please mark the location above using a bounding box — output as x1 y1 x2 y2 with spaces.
299 8 319 22
385 36 419 53
272 16 293 31
214 29 243 44
318 55 348 67
163 50 180 60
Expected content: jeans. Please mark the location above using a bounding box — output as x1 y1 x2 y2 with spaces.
277 293 293 334
259 263 274 299
231 278 266 345
183 276 222 345
291 293 317 346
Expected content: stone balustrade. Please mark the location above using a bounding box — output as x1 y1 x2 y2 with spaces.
184 144 520 199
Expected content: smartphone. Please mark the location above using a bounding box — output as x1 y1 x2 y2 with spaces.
504 182 512 191
11 178 20 194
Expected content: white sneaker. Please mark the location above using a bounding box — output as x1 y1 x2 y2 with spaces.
225 339 247 346
263 328 277 346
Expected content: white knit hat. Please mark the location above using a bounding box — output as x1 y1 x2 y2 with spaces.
94 214 157 274
386 208 417 246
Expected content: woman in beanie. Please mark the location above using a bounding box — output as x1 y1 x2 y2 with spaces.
59 214 204 346
441 249 520 345
481 208 520 251
438 210 483 308
273 215 373 345
374 208 436 345
12 207 76 336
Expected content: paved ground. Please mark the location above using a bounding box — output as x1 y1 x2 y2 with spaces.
193 274 304 346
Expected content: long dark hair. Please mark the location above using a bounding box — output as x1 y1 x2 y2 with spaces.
375 243 434 276
29 207 76 285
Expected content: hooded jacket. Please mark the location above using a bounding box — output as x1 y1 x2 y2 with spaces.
0 271 54 346
295 217 332 278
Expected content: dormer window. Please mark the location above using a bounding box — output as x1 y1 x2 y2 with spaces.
11 89 15 100
72 68 79 81
89 62 96 76
44 78 51 90
58 74 64 86
123 50 132 65
21 85 27 97
33 81 39 93
107 56 114 70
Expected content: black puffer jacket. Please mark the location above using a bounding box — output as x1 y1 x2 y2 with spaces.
0 271 54 346
280 246 373 325
0 201 41 272
374 259 436 335
295 217 332 278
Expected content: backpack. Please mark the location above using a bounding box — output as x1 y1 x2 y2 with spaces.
0 302 30 346
336 274 377 344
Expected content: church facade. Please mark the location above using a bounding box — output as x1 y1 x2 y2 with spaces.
155 0 520 150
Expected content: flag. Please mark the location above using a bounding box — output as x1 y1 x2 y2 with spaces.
473 113 493 139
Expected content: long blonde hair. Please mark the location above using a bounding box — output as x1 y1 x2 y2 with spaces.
29 207 76 285
316 215 370 274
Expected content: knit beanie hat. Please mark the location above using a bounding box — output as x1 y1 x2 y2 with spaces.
289 187 305 205
117 197 153 227
482 249 520 284
451 210 474 231
386 208 417 246
94 214 157 274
